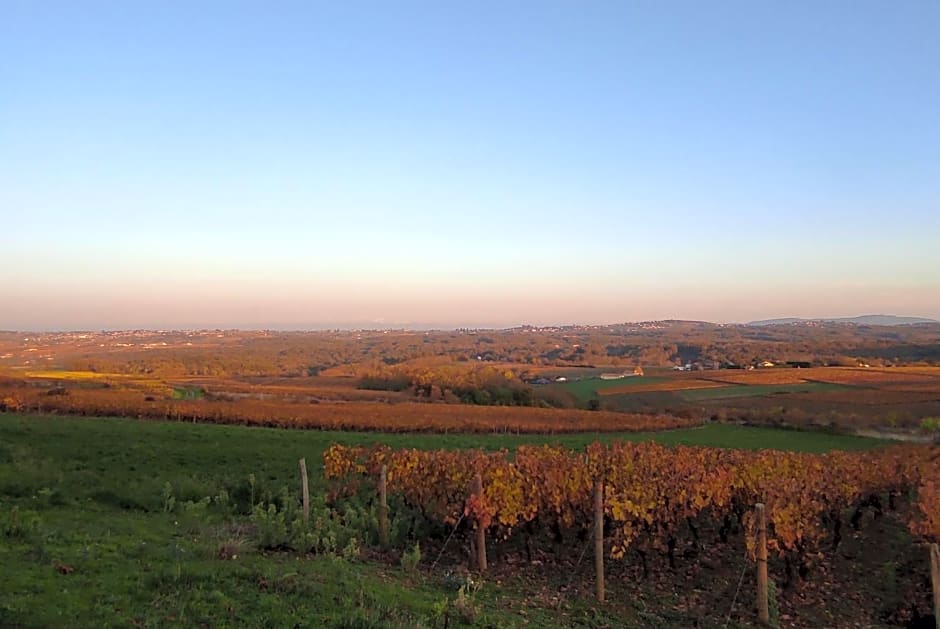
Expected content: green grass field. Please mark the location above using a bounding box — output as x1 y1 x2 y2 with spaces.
678 382 847 402
561 377 851 407
172 386 205 400
559 376 668 401
0 413 890 627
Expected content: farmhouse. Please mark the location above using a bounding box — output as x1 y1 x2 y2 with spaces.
600 366 644 380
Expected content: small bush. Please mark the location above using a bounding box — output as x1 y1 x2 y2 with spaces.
919 417 940 433
216 536 246 560
162 482 176 513
4 506 42 540
452 577 481 624
0 395 22 412
768 579 780 629
342 537 361 560
35 487 68 507
400 542 421 574
248 487 372 557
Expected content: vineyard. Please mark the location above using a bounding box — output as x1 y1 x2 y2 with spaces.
325 441 940 595
0 385 700 434
1 411 938 626
699 367 940 387
5 353 940 437
787 388 940 405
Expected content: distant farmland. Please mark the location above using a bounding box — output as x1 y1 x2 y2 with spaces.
677 382 848 401
559 376 667 401
597 378 728 395
547 367 940 433
562 373 852 402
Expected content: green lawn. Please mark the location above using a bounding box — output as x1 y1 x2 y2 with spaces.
678 382 848 402
0 413 890 627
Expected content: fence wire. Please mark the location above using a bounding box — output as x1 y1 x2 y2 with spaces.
723 551 750 629
429 512 466 572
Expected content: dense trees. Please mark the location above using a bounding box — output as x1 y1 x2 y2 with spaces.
4 322 937 382
357 362 576 408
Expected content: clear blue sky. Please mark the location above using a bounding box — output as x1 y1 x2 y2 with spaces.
2 1 939 329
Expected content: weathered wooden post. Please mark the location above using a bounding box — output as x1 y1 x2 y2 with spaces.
299 458 310 523
755 503 769 625
930 543 939 629
471 473 487 572
378 464 389 546
594 478 605 603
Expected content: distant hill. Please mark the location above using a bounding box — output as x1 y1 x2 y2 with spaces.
747 317 805 326
748 315 939 327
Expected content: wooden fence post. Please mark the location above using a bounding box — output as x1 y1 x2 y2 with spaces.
755 503 769 625
930 543 939 629
378 464 389 546
594 479 605 603
471 473 487 572
299 458 309 523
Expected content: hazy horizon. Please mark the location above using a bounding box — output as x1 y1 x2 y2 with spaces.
4 2 939 330
3 313 938 334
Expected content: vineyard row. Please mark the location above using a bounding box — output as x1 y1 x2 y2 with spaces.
0 386 701 433
324 440 940 575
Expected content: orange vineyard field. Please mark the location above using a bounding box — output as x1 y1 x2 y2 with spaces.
326 440 940 571
787 389 940 405
0 385 700 433
701 366 940 387
3 327 940 436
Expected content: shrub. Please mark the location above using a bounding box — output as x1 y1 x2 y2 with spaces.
162 482 176 513
248 487 372 556
4 506 42 540
452 577 481 624
400 542 421 574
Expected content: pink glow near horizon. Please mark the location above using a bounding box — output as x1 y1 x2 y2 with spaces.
4 273 937 330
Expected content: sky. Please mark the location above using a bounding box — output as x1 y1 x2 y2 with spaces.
2 1 939 330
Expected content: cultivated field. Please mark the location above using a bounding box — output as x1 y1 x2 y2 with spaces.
6 361 940 437
3 327 940 436
559 376 668 401
0 385 698 434
595 378 728 395
546 367 940 434
3 413 935 627
677 382 847 401
2 325 939 626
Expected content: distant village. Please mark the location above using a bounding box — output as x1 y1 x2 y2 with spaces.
667 358 870 372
